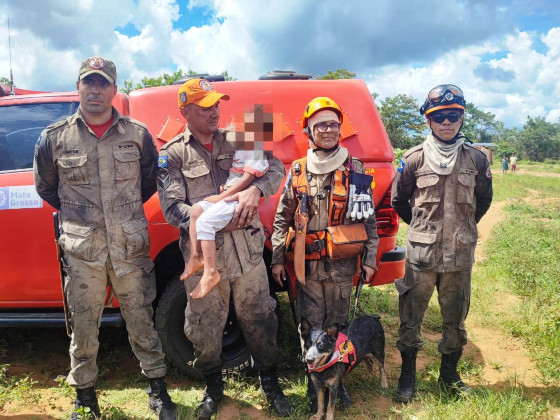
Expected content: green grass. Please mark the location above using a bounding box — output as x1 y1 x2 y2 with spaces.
472 174 560 384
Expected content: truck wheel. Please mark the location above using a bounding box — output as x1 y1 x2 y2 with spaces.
155 275 252 379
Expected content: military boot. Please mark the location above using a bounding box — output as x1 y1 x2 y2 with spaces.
438 349 471 395
396 347 418 403
337 382 352 408
195 372 224 420
259 369 292 417
147 377 177 420
69 386 100 420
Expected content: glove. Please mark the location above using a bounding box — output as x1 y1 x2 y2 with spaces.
351 192 373 220
346 183 356 219
348 172 374 221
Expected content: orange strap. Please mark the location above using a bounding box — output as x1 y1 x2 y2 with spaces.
293 204 308 284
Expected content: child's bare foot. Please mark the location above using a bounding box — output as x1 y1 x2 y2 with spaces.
190 269 221 299
180 254 204 281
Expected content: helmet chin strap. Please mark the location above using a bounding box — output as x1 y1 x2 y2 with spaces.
429 120 464 143
312 143 339 153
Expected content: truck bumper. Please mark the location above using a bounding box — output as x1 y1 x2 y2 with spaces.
0 311 125 328
370 246 406 286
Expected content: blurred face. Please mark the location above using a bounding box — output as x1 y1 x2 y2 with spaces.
76 74 116 118
183 101 221 139
428 110 463 142
309 110 340 149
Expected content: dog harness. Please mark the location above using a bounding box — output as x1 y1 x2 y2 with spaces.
307 332 358 375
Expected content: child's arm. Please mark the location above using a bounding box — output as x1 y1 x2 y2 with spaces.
204 172 256 203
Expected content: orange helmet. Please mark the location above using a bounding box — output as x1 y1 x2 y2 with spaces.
302 97 343 131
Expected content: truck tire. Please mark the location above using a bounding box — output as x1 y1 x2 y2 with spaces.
155 274 252 379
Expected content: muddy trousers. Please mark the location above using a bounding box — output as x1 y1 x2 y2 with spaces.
184 259 280 375
396 263 471 354
297 262 354 330
64 254 166 388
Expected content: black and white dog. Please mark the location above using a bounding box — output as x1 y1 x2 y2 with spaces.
299 316 387 420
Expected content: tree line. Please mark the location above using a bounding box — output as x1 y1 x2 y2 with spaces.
6 67 557 162
120 67 560 162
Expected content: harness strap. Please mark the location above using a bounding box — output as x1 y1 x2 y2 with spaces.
307 332 357 375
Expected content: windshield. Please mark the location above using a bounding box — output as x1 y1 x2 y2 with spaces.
0 102 78 171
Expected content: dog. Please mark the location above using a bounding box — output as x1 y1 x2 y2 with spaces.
299 316 388 420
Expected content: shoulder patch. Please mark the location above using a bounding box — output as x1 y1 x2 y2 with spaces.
398 158 406 173
158 155 168 168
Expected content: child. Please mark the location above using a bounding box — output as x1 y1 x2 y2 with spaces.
181 105 272 299
501 155 509 174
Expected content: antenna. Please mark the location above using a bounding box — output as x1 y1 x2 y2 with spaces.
8 18 14 95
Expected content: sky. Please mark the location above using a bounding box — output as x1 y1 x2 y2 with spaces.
0 0 559 128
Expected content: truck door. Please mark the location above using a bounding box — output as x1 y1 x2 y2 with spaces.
0 101 78 307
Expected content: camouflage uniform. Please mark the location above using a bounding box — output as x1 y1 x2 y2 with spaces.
157 127 285 375
391 142 493 354
33 108 166 388
272 153 379 330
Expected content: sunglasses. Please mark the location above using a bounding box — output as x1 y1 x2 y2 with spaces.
430 112 463 124
314 122 341 133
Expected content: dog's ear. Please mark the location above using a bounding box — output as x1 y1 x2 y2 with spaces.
327 323 339 341
299 318 312 337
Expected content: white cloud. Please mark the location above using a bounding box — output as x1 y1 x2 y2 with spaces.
1 0 559 128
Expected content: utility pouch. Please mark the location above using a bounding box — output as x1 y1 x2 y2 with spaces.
326 223 368 259
285 228 327 261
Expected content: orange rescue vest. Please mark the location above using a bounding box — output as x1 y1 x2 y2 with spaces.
287 156 353 260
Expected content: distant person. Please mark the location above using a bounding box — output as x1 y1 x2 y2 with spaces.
501 155 509 174
510 154 518 173
34 57 176 420
181 105 271 299
392 84 493 403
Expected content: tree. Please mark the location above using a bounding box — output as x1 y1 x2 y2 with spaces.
121 69 236 94
316 69 356 80
0 77 10 85
379 94 426 149
518 116 560 161
461 103 503 143
494 127 520 158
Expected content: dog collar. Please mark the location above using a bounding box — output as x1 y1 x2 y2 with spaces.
307 332 357 375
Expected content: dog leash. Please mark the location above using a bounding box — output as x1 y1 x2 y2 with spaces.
346 263 381 340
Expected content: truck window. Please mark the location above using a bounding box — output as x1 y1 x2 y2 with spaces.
0 102 78 171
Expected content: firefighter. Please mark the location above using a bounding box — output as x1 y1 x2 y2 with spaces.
33 57 176 419
271 97 379 410
156 78 292 419
391 84 493 402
